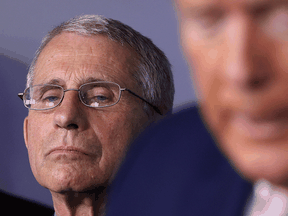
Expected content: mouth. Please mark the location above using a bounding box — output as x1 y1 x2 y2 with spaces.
231 111 288 141
46 146 90 157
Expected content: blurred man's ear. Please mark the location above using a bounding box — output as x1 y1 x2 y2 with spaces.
23 117 29 149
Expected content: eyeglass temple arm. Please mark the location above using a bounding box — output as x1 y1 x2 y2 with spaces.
124 89 163 116
18 93 24 100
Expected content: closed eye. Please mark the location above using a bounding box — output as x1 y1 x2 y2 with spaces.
95 95 108 101
43 96 60 102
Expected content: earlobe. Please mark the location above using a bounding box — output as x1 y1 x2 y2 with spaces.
23 117 29 149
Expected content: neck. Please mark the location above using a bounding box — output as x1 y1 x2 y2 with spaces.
51 186 107 216
273 183 288 198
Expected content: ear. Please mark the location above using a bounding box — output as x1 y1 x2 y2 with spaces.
23 117 29 149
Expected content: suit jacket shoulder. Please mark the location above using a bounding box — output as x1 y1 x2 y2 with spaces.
107 104 253 216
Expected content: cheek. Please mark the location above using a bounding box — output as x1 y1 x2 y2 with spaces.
26 131 41 182
26 142 42 184
182 25 223 96
95 108 148 173
27 121 39 161
26 117 49 180
273 41 288 84
182 37 225 128
93 112 137 166
182 29 233 152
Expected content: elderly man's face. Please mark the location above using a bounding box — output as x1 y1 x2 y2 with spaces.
177 0 288 186
23 33 149 193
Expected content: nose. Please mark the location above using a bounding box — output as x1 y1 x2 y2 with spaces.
53 90 88 131
225 13 271 90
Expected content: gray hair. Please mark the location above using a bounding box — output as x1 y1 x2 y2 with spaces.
27 15 174 117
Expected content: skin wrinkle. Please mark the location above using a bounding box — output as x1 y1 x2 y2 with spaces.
34 34 138 88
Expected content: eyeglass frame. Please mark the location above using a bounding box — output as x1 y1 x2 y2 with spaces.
18 81 162 115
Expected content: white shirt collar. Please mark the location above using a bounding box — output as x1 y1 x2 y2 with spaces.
245 180 288 216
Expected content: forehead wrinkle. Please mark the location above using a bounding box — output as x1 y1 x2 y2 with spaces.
34 32 138 91
36 54 134 89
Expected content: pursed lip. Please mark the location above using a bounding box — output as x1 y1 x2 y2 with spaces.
231 111 288 141
46 146 90 157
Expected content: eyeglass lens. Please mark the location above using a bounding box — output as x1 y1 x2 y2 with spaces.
80 82 120 108
23 82 121 110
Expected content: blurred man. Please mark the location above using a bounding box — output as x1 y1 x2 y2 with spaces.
106 0 288 215
18 15 174 216
177 0 288 214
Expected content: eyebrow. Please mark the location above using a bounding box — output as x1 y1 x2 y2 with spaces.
178 1 222 17
45 79 63 85
84 77 105 84
247 0 286 11
247 0 284 6
42 77 107 87
180 0 286 13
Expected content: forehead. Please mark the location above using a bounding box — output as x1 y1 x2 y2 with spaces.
33 32 137 88
176 0 280 9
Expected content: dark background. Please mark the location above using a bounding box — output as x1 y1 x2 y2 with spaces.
0 0 196 206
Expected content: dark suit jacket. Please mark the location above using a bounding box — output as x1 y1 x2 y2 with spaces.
1 190 54 215
106 105 253 216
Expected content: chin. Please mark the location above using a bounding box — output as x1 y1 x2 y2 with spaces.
226 147 288 190
47 177 106 194
250 165 288 188
41 167 109 193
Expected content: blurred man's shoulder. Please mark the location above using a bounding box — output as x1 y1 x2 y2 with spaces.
0 190 54 215
143 103 208 142
107 103 253 216
166 103 201 126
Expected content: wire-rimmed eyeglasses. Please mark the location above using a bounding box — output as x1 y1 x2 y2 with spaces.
18 81 162 115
